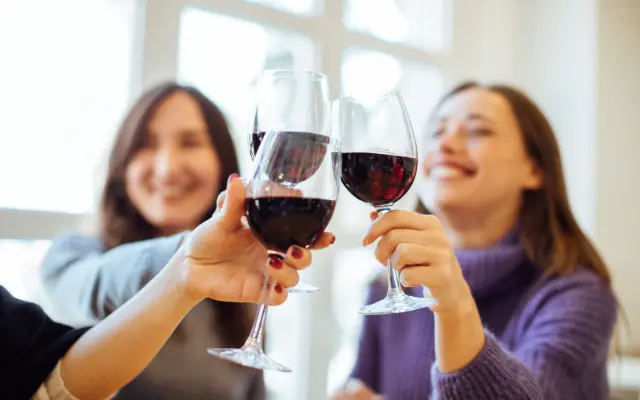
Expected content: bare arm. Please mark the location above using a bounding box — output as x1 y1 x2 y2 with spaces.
59 247 197 399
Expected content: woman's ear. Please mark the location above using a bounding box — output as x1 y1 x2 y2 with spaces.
522 159 543 190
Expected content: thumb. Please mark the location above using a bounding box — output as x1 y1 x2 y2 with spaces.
217 175 246 230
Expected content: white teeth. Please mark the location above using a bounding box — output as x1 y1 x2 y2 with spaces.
430 166 465 178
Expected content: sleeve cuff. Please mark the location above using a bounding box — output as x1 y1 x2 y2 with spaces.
39 361 78 400
430 331 540 399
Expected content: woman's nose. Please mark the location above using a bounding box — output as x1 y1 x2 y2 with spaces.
154 147 183 181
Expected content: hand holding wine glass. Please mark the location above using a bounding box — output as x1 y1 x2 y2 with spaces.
333 91 436 315
178 175 334 305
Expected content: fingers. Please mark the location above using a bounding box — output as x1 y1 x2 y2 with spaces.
281 245 311 271
363 211 442 245
267 256 300 288
398 263 452 288
310 232 336 250
217 175 246 230
374 228 449 265
374 229 428 264
268 281 289 306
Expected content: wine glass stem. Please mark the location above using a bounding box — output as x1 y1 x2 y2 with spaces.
243 252 281 350
376 208 404 297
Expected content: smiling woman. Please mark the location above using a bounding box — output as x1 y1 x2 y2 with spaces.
121 91 223 237
335 81 616 400
38 82 265 399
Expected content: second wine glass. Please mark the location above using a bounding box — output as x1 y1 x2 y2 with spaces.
247 70 331 293
207 129 339 371
333 91 437 315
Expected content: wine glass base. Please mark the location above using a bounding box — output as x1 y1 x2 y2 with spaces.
207 346 292 372
287 281 320 293
359 292 436 315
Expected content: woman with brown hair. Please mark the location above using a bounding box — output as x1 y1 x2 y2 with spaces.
40 82 266 399
333 82 616 399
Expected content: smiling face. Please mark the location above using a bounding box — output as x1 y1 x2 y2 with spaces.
419 87 542 217
124 91 221 235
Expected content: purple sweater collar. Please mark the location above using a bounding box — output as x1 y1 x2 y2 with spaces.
454 225 532 299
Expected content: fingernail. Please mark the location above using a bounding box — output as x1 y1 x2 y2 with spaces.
330 235 336 245
269 256 283 269
291 246 304 259
227 173 239 185
274 283 283 294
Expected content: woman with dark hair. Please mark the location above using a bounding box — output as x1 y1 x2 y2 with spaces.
333 82 616 399
4 175 331 399
40 82 266 398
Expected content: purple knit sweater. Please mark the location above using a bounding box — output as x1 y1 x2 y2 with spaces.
351 228 617 399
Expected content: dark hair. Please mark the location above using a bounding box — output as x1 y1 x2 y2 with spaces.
98 82 252 347
417 81 611 284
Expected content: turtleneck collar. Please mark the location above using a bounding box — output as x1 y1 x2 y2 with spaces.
454 224 536 300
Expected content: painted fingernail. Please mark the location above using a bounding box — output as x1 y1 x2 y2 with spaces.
269 256 283 269
330 235 336 244
227 173 239 185
274 283 283 294
291 246 304 259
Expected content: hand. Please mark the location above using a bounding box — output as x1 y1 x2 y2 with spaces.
331 379 386 400
363 210 473 315
178 175 335 305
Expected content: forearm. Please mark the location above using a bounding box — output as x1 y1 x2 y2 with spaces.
59 247 201 399
434 299 485 373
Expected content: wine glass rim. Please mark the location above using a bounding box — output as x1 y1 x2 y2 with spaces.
338 90 402 103
260 69 327 79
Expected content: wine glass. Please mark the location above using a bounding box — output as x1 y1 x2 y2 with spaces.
333 91 437 315
208 129 340 371
247 69 331 294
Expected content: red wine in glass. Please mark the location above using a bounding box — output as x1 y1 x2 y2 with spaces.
340 152 418 209
245 197 336 254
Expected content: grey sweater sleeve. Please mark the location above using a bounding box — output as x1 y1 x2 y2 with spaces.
40 232 188 326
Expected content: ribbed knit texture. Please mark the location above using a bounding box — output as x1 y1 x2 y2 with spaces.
351 227 617 399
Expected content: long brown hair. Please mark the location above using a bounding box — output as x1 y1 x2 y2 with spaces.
99 82 252 347
419 81 611 284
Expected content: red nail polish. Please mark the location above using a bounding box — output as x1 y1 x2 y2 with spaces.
274 283 283 294
291 247 304 259
227 173 239 185
269 257 283 269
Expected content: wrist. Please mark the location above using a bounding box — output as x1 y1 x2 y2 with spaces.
164 245 205 308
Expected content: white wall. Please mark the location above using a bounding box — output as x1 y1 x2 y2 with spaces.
595 0 640 353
